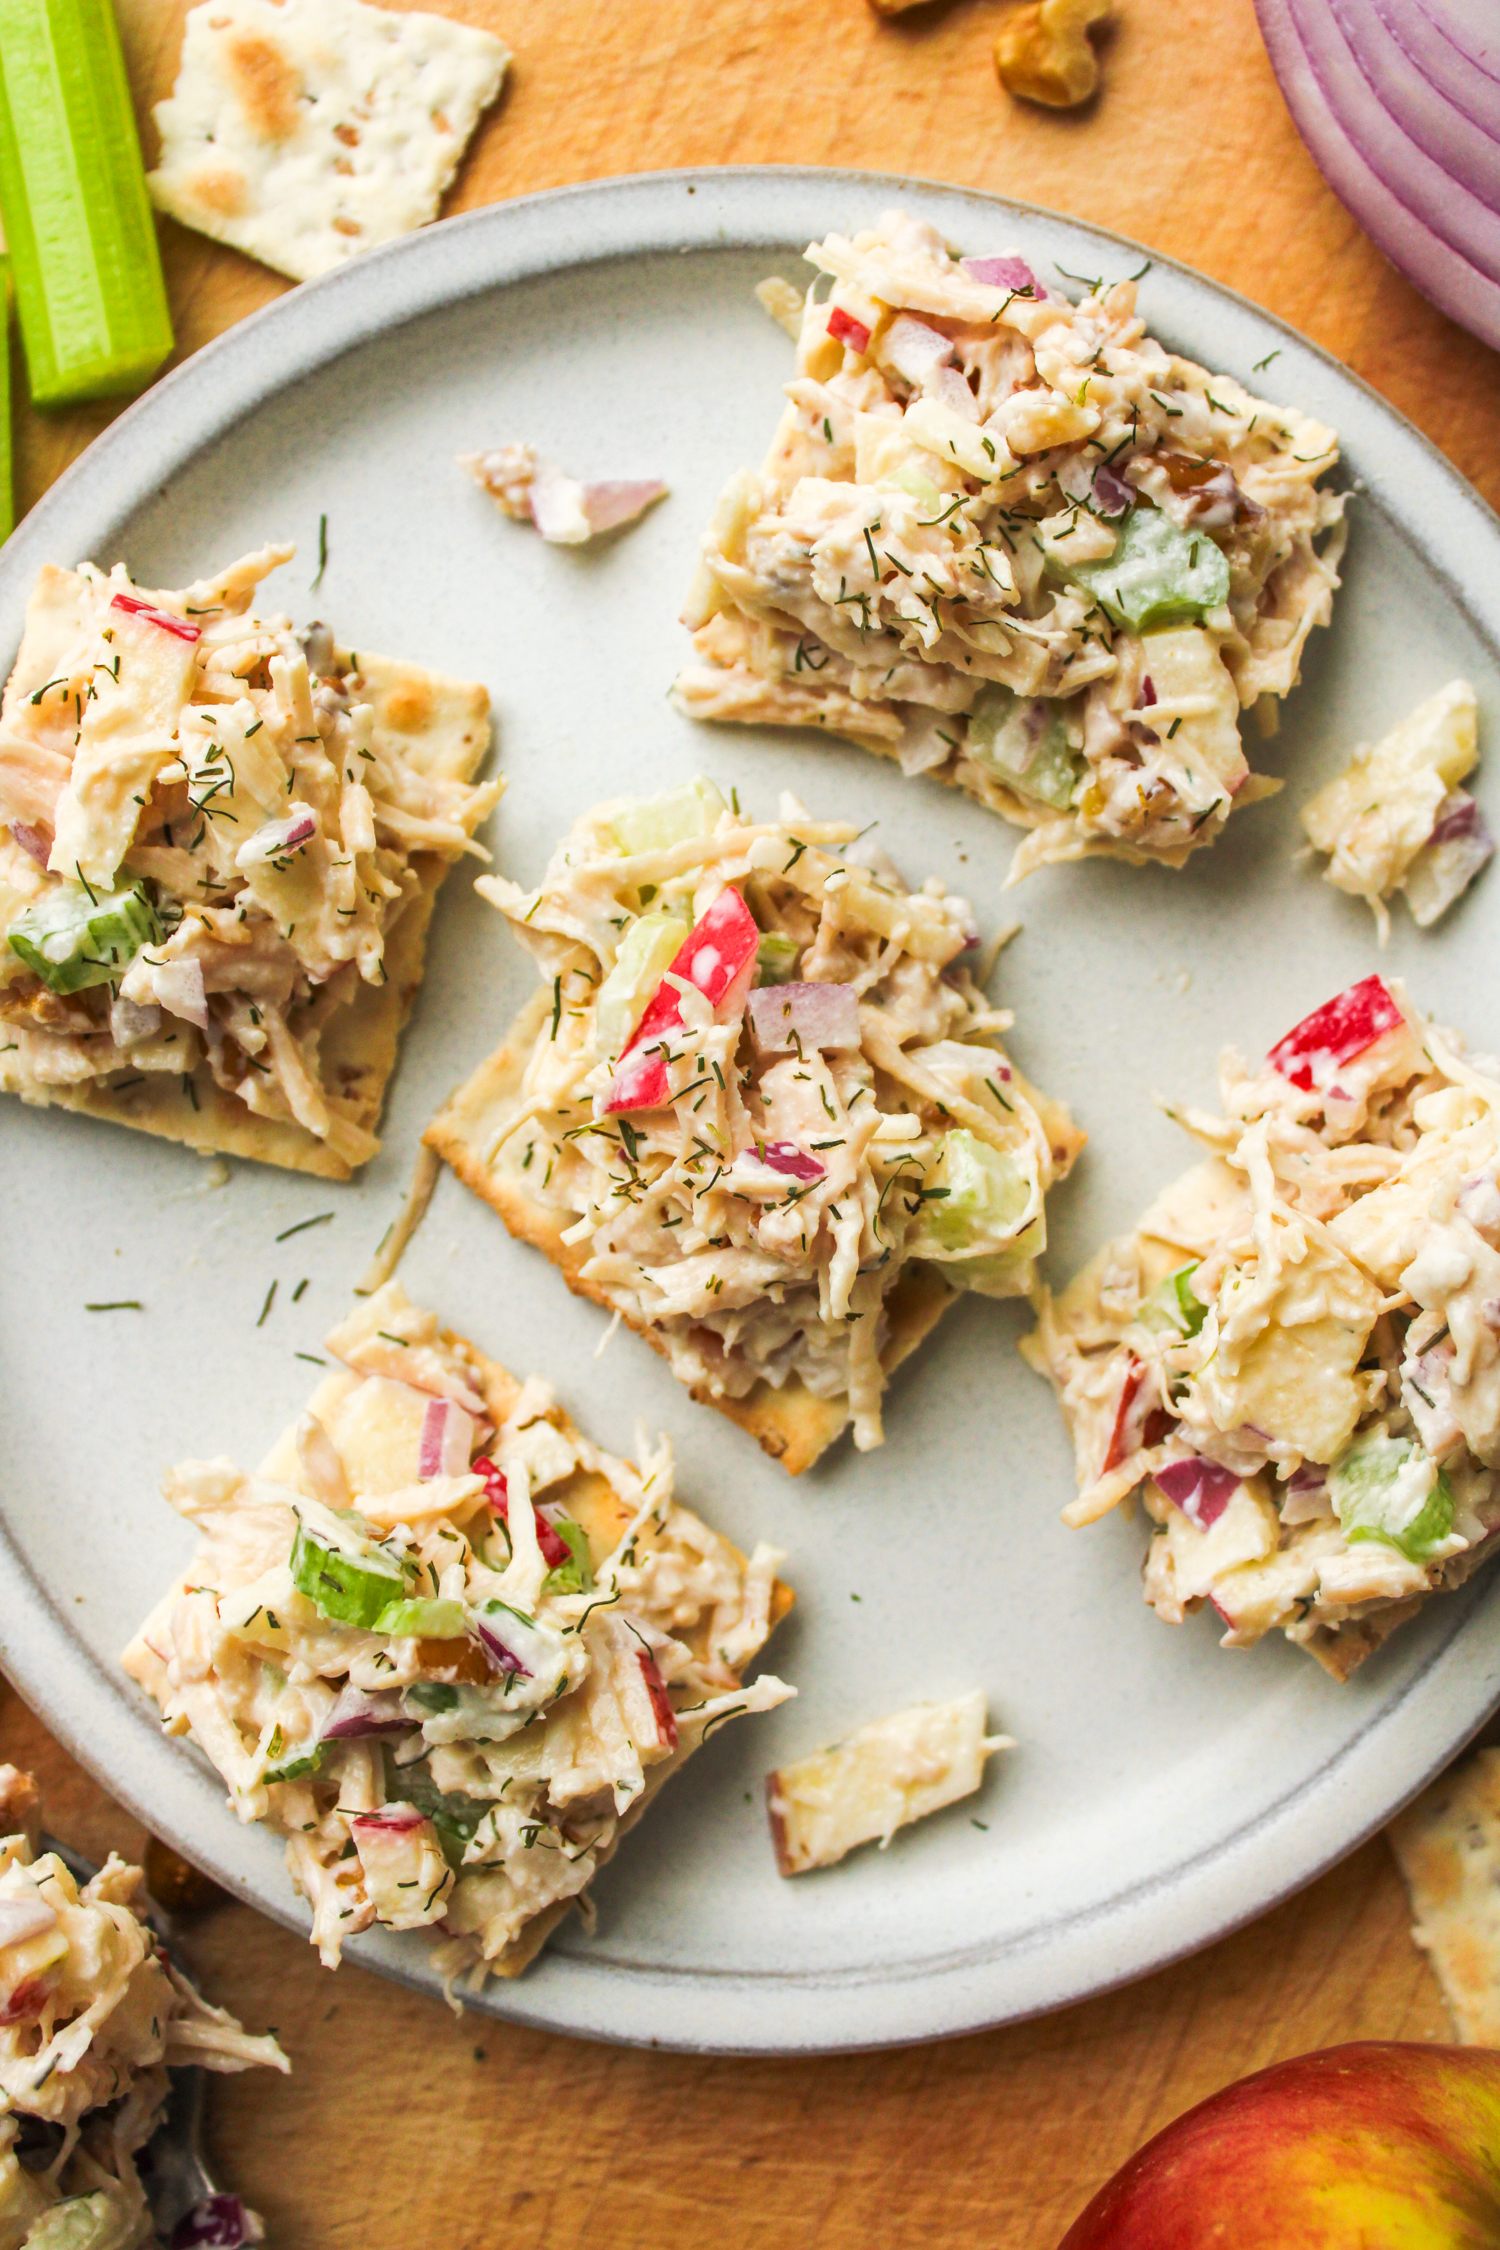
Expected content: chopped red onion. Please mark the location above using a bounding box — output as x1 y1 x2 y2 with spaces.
1404 791 1495 927
350 1807 428 1835
759 1141 825 1183
9 821 50 867
418 1397 474 1480
0 1897 57 1947
323 1686 410 1740
961 255 1039 296
171 2196 260 2249
929 362 980 422
881 313 955 383
1267 975 1405 1093
110 592 201 644
236 806 318 870
1154 1457 1240 1530
1460 1172 1500 1248
1093 464 1134 517
110 994 162 1047
747 980 859 1054
1136 675 1157 708
827 306 872 354
475 1612 534 1678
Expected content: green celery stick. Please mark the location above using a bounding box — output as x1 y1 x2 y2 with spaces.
0 256 11 542
0 0 172 406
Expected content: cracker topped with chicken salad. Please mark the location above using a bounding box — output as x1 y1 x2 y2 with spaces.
426 775 1084 1472
676 210 1345 877
1025 976 1500 1676
124 1283 794 1989
0 545 499 1177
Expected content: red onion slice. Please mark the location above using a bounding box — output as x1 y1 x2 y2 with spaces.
236 806 318 870
882 313 955 383
1255 0 1500 351
170 2195 258 2249
350 1806 428 1836
581 480 667 535
475 1610 534 1678
323 1686 410 1740
759 1141 825 1183
418 1397 474 1480
9 821 50 868
0 1897 58 1947
747 980 860 1054
961 255 1040 296
1154 1457 1241 1531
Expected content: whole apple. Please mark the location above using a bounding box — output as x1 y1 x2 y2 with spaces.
1059 2042 1500 2248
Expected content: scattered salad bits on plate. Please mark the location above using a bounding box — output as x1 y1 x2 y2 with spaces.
122 1283 795 1990
675 210 1345 878
460 444 667 545
766 1693 1010 1875
0 1765 286 2250
1300 679 1491 940
425 778 1083 1472
1025 976 1500 1675
147 0 511 283
0 545 499 1177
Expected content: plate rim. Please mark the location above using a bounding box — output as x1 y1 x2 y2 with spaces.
5 163 1500 2055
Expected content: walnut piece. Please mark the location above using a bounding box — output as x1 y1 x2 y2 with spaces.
995 0 1110 108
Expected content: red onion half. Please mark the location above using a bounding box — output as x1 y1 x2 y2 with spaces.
1255 0 1500 351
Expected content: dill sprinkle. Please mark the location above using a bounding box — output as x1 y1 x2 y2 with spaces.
275 1212 335 1243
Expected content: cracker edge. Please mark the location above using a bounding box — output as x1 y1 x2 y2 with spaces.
423 990 958 1476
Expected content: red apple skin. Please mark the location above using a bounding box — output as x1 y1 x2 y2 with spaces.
1058 2043 1500 2250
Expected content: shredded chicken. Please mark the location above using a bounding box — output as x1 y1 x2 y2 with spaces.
0 546 500 1163
676 210 1345 877
0 1768 285 2250
122 1285 793 1994
1024 977 1500 1673
471 780 1083 1450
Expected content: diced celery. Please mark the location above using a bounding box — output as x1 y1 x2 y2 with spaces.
914 1130 1033 1257
543 1519 594 1597
264 1741 327 1785
0 0 173 406
1328 1432 1454 1562
21 2192 120 2247
1141 1260 1208 1339
595 909 687 1057
611 776 727 857
1070 505 1230 633
756 931 801 985
882 460 943 511
0 258 10 544
966 685 1081 810
7 877 160 993
290 1520 408 1630
945 1216 1046 1298
374 1596 468 1640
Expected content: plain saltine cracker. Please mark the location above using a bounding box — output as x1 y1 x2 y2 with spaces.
149 0 510 282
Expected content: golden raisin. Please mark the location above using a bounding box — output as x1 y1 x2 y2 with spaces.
144 1836 224 1913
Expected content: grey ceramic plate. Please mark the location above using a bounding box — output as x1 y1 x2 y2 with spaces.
4 169 1500 2056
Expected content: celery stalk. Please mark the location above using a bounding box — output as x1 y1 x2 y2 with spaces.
0 257 11 542
0 0 172 406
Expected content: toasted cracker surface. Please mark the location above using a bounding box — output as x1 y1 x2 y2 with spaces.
149 0 510 282
1389 1746 1500 2044
425 992 957 1474
0 644 491 1178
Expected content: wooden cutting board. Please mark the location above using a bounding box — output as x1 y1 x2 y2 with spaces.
7 0 1490 2242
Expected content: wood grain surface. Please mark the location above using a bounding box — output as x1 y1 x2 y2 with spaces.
6 0 1494 2243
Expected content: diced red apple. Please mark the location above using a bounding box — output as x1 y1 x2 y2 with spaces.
109 592 202 644
1267 975 1405 1095
827 306 872 355
604 887 760 1113
474 1454 571 1569
349 1806 453 1929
